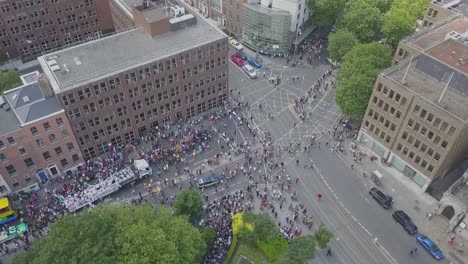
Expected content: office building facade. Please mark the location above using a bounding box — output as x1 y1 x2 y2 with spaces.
359 37 468 191
242 4 290 54
39 1 228 160
0 72 83 195
0 0 114 61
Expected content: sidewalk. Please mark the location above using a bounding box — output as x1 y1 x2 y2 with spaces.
0 59 40 72
335 137 467 264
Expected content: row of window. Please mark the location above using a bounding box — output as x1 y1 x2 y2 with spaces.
427 8 439 19
367 109 397 132
400 131 441 160
395 143 435 173
76 95 226 147
1 141 74 162
375 83 408 107
365 122 392 144
5 154 80 179
83 132 134 160
0 118 65 147
412 105 456 136
406 118 449 149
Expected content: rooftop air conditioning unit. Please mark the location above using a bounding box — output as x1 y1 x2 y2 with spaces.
170 6 185 17
445 31 462 41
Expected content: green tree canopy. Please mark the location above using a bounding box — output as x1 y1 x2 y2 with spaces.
382 0 429 46
173 189 203 223
13 204 206 264
314 225 334 249
328 29 359 61
0 70 22 93
335 42 392 116
340 0 383 42
245 212 282 243
307 0 347 27
280 235 317 264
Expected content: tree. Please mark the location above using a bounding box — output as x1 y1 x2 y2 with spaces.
339 0 383 42
307 0 347 27
13 204 206 264
335 42 392 116
247 212 282 243
201 228 217 254
382 0 429 46
328 29 359 61
315 225 334 249
280 235 317 264
173 189 203 223
0 50 7 65
0 70 22 93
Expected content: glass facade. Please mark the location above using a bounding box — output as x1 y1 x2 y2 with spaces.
242 4 291 55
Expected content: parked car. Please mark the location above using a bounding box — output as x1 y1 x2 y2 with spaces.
417 234 443 260
392 210 418 235
197 175 220 189
369 187 392 209
228 37 244 51
247 57 262 68
236 51 247 60
243 65 257 79
230 54 244 66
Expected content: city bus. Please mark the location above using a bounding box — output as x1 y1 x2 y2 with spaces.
0 197 16 225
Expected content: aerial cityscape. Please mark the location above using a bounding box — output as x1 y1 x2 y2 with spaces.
0 0 467 263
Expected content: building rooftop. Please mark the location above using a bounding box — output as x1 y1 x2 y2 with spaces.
383 43 468 121
3 82 63 125
39 1 225 93
245 3 291 16
119 0 142 11
402 16 468 51
0 102 21 135
432 0 468 17
426 39 468 75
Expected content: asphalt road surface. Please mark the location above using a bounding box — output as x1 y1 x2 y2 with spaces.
228 50 447 264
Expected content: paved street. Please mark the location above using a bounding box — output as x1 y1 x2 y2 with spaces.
2 46 453 264
227 48 449 264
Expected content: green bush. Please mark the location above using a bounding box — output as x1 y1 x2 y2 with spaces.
257 237 288 262
201 228 217 255
223 235 238 264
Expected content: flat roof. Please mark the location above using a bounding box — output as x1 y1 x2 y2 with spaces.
141 5 168 22
39 4 225 93
245 4 291 16
432 0 468 17
383 55 468 121
119 0 141 11
403 16 468 51
426 39 468 75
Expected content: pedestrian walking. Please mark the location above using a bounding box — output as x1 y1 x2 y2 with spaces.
409 249 414 256
317 193 323 200
295 177 299 183
326 248 332 256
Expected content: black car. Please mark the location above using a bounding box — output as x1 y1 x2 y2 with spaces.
392 210 418 235
369 187 392 209
235 51 247 60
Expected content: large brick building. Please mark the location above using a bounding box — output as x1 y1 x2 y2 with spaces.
0 0 114 61
358 19 468 191
0 72 83 195
39 0 228 160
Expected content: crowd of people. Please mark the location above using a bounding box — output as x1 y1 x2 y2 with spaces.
0 32 339 262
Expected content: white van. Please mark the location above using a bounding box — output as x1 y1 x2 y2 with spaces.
243 65 257 79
